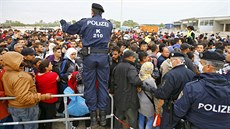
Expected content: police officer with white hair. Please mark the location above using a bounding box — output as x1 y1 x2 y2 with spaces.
173 51 230 129
142 51 195 129
60 3 113 127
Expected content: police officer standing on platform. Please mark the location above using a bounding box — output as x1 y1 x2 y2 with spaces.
60 3 113 127
172 51 230 129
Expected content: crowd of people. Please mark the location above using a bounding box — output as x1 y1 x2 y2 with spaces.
1 23 230 129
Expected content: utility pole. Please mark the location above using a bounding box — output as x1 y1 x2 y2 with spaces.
228 0 230 16
0 0 3 23
120 0 123 29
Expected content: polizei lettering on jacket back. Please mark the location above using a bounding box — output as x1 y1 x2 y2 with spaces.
87 20 109 27
198 103 230 113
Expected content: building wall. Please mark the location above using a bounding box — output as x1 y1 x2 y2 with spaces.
213 21 223 32
173 16 230 35
197 18 214 33
199 26 214 33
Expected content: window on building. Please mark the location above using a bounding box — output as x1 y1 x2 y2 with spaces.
209 20 214 26
200 20 214 26
226 24 230 32
200 21 204 26
204 20 209 26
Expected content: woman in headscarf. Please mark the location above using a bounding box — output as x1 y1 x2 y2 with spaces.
61 48 89 128
138 62 160 129
57 48 77 115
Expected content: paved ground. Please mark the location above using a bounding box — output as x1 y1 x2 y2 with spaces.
53 121 111 129
53 101 112 129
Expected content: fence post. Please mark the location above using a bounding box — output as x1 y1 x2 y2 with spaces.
63 96 70 129
110 94 114 129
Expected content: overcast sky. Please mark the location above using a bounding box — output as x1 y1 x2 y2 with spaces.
0 0 229 24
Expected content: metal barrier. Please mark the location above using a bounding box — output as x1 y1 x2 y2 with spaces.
0 94 114 129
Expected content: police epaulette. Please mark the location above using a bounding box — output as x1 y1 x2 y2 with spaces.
80 18 86 20
185 79 199 86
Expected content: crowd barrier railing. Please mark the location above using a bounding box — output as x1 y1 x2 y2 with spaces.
0 94 114 129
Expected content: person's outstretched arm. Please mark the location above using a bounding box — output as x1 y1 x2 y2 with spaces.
60 19 85 35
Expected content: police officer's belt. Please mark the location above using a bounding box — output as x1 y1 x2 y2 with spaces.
90 48 108 53
80 47 108 57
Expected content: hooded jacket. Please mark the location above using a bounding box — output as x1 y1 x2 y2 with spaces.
174 73 230 129
2 52 43 108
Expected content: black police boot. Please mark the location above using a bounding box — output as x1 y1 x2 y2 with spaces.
90 111 97 126
99 110 107 126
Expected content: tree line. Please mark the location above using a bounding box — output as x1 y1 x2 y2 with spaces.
0 19 165 29
0 20 60 28
0 19 143 28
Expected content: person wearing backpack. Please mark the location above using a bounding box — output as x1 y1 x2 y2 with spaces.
57 48 77 115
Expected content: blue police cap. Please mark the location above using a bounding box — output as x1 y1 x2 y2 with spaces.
92 3 104 13
170 51 184 58
21 47 36 56
199 51 225 62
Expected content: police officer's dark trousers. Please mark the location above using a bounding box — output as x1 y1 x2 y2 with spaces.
83 53 110 112
161 104 182 129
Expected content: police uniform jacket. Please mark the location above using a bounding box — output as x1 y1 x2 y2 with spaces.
62 15 113 49
112 59 142 111
154 64 195 101
183 54 196 73
174 73 230 129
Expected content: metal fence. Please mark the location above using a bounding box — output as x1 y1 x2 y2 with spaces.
0 94 114 129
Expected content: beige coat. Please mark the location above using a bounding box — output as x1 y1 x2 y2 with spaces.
2 52 43 108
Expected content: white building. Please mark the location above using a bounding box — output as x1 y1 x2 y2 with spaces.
173 16 230 35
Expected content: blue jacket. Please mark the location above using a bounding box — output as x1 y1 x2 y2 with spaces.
157 55 167 69
60 59 76 82
174 73 230 129
153 64 195 100
62 15 113 49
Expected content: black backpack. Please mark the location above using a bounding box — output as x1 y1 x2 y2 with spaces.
151 56 160 79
